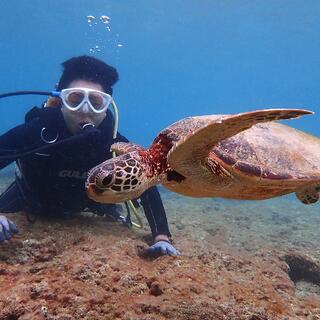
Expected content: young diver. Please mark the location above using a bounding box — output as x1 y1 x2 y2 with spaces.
0 55 179 256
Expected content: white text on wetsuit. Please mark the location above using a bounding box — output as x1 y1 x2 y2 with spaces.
58 170 88 179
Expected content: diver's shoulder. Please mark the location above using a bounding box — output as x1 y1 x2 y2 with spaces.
25 106 63 122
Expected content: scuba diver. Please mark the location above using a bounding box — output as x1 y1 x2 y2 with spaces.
0 55 179 256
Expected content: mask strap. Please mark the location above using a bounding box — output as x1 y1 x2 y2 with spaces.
44 97 61 108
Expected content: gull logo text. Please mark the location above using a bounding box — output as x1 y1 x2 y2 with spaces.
58 170 88 179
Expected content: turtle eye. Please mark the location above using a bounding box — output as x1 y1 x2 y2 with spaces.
97 173 114 189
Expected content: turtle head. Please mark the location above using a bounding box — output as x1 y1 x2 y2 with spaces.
86 152 151 203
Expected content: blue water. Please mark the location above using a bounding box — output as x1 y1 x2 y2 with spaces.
0 0 319 146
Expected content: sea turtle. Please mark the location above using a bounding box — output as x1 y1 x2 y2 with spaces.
86 108 320 205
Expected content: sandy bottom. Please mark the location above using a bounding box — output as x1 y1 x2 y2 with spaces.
0 171 319 320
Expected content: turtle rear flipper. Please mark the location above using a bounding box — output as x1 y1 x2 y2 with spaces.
168 109 313 177
296 186 320 204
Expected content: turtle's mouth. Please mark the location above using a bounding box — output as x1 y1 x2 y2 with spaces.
86 183 130 204
86 183 105 199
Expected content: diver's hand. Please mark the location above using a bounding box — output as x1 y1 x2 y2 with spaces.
0 215 18 241
147 240 180 257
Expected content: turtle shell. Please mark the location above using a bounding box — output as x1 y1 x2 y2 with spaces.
155 109 320 200
213 122 320 181
159 109 319 183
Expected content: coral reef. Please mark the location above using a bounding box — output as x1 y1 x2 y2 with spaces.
0 186 319 319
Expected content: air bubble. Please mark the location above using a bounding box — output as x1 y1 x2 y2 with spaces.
87 15 95 23
100 15 111 24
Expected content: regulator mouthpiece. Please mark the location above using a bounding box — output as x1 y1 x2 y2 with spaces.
82 123 95 131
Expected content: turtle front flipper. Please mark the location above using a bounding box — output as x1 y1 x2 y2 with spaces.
168 109 313 177
111 142 145 155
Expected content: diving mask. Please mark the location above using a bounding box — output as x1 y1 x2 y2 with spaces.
59 88 112 114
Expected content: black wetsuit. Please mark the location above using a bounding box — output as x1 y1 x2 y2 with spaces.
0 106 171 238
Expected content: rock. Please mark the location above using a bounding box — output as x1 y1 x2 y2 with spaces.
149 281 163 296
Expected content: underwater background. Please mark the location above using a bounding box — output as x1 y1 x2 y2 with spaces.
0 0 319 141
0 2 320 317
0 0 320 276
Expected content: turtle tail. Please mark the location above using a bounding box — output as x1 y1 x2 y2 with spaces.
295 186 320 205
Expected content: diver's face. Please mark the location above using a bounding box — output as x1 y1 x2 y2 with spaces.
61 80 107 134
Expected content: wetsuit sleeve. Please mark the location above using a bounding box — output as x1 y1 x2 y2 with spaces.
115 132 129 143
0 124 31 169
139 186 172 238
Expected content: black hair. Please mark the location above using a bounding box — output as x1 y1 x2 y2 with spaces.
56 55 119 95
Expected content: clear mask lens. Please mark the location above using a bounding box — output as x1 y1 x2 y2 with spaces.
66 91 85 108
89 92 105 111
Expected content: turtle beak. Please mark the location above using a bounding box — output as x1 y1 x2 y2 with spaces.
86 184 99 199
90 184 105 194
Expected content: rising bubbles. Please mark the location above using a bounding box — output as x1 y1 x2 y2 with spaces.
85 14 123 54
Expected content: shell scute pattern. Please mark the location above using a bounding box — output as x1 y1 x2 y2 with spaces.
214 128 290 179
214 136 263 178
216 136 259 163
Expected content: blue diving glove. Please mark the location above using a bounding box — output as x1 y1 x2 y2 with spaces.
147 240 180 257
0 215 18 241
